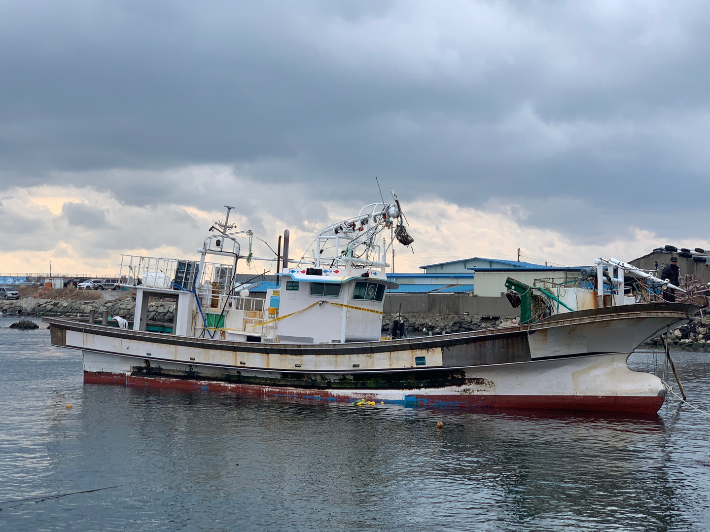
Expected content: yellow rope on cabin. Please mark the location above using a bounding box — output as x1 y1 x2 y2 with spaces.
246 301 321 328
326 302 383 315
246 300 383 328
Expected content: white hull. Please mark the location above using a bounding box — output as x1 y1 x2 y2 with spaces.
47 302 693 413
82 349 665 412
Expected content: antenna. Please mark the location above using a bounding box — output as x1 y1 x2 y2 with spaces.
375 177 385 206
215 206 237 235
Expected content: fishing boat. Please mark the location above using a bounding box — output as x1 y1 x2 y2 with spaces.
45 194 696 413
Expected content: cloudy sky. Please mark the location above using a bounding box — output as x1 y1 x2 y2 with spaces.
1 0 708 275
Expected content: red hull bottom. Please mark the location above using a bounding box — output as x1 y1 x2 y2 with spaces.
83 372 665 414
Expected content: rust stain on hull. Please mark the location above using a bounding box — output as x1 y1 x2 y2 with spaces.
83 372 665 414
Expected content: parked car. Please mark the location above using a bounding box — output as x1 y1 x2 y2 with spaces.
0 287 20 300
77 281 98 290
102 278 121 290
89 278 121 290
64 278 89 288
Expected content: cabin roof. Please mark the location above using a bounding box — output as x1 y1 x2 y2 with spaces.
279 270 396 287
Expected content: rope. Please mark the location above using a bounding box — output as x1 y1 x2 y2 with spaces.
0 485 121 508
662 380 710 418
246 300 383 328
247 301 321 328
326 301 383 315
245 230 253 265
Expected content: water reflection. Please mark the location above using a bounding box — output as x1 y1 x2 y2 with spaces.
48 385 687 530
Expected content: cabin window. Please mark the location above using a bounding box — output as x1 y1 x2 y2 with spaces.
310 283 341 298
352 282 385 302
286 281 300 291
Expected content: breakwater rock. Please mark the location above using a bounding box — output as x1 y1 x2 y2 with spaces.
0 297 175 325
646 315 710 350
384 312 710 351
382 313 507 335
9 319 39 330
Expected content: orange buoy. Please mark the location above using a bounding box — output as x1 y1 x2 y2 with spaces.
66 404 73 409
436 422 443 430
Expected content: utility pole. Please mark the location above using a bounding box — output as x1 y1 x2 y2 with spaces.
517 248 520 262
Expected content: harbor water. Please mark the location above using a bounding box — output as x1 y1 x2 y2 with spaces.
2 317 710 531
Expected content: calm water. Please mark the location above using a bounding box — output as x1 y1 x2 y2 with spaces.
2 318 710 531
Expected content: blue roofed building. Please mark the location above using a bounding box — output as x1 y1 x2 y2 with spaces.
415 257 588 297
385 273 474 294
419 257 547 274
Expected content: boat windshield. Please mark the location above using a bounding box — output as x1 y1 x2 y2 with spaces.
352 282 385 302
310 283 341 298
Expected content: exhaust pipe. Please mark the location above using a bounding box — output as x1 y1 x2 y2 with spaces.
282 230 290 271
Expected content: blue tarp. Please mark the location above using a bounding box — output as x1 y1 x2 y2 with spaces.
247 281 279 293
0 277 27 286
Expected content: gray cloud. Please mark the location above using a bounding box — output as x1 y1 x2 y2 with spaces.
1 0 709 241
61 201 111 229
0 204 52 251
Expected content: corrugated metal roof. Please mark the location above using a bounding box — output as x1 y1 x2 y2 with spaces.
247 281 279 293
386 273 474 279
419 257 545 269
465 267 586 272
387 284 451 293
433 285 474 293
387 284 475 293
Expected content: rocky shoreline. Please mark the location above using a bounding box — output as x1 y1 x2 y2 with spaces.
381 313 508 335
646 315 710 350
0 296 175 325
4 297 708 350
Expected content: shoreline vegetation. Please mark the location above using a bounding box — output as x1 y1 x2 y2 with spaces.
2 287 708 350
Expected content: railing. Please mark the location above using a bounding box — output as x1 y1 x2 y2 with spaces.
223 295 264 312
119 254 236 293
196 293 267 335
